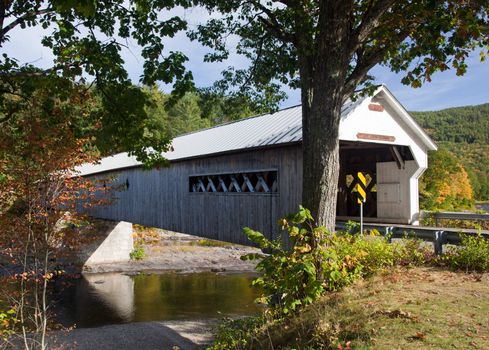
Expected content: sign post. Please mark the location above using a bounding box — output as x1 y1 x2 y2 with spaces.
357 172 367 234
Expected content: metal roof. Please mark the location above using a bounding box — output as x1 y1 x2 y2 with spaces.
76 100 360 176
76 86 435 176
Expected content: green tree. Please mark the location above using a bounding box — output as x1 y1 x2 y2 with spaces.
0 0 194 165
143 89 211 138
192 0 489 229
167 92 211 136
143 88 264 139
197 89 273 125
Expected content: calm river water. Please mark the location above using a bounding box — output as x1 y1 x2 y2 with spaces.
18 272 261 328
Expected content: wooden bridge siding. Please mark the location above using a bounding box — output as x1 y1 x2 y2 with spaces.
86 144 303 245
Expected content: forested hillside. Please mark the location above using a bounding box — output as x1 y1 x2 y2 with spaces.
412 104 489 144
412 104 489 205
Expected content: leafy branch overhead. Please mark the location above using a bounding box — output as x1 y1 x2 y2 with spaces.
0 0 196 165
0 0 194 85
192 1 488 99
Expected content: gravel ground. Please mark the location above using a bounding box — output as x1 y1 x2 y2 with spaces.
7 319 215 350
83 228 262 274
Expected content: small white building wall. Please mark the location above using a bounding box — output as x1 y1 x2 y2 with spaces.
377 161 422 224
339 93 431 224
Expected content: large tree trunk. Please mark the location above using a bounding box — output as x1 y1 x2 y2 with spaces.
301 89 342 232
298 1 352 231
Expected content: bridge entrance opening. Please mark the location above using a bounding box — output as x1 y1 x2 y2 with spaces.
336 141 414 220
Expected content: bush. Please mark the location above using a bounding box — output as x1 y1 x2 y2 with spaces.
342 220 361 235
0 307 18 340
241 207 396 315
393 235 436 266
351 231 394 275
209 316 268 350
444 233 489 272
129 245 145 260
241 206 329 315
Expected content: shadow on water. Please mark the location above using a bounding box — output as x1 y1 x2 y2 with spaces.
50 272 261 328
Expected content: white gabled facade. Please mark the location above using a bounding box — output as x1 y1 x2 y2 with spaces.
339 86 436 224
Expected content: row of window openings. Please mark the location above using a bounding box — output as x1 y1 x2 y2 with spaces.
189 171 278 193
111 173 376 194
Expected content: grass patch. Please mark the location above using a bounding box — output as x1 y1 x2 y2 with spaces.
194 239 234 248
129 246 145 260
209 267 489 349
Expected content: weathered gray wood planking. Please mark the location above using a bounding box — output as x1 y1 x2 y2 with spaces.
84 144 303 245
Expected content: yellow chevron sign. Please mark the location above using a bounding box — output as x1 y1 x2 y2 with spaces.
357 172 367 204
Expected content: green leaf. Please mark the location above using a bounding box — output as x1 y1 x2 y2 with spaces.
51 0 97 17
240 253 262 261
243 227 269 248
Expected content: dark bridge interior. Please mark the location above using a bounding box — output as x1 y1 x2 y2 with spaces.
336 141 414 218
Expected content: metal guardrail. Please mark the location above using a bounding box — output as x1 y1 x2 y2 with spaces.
336 221 489 255
420 211 489 225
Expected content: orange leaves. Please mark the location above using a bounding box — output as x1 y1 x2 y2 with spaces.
337 341 351 350
435 163 474 206
413 331 425 340
421 148 475 210
0 83 106 283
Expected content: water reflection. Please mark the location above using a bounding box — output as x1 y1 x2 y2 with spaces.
75 273 135 326
52 272 260 328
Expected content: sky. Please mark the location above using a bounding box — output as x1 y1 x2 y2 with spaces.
2 7 488 112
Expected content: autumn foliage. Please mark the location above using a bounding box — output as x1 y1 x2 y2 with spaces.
420 148 474 211
0 83 105 348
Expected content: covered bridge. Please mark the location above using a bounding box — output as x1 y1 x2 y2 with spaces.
77 86 437 245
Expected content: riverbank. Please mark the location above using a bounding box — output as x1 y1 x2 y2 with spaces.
210 266 489 349
82 225 261 274
51 319 214 350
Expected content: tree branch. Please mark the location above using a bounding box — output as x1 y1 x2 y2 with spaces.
0 8 52 43
349 0 397 52
0 0 8 41
345 25 414 98
0 68 54 78
251 1 296 45
240 35 265 90
344 47 387 99
257 16 296 45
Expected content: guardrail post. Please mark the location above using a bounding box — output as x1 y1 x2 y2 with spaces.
434 231 446 255
434 212 439 227
384 227 394 242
